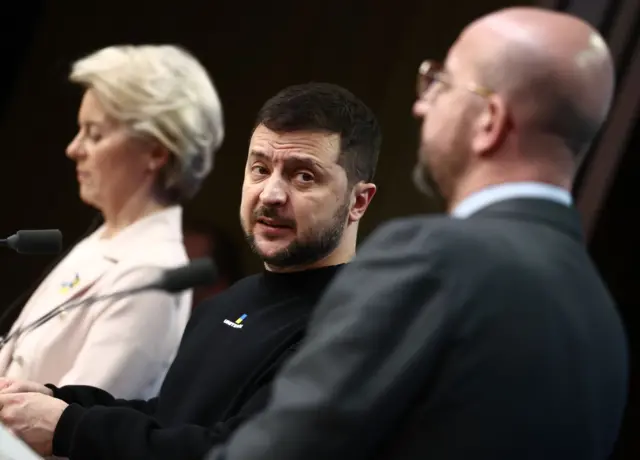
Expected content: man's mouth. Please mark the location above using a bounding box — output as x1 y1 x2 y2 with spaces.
257 218 293 229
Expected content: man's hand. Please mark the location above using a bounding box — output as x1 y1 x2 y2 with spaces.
0 392 68 456
0 378 53 396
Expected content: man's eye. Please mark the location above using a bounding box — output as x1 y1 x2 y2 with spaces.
296 172 314 183
252 165 268 175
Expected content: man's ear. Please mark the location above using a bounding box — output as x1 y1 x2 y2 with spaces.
471 95 510 157
348 182 377 224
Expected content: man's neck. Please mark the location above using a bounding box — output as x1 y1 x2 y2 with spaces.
264 249 354 274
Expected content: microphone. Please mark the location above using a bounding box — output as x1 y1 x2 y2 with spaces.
0 257 216 347
0 230 63 254
151 257 217 293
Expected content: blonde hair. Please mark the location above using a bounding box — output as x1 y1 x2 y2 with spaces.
70 44 224 202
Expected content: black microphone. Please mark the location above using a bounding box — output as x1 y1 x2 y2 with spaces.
0 257 216 347
0 230 63 254
152 257 217 293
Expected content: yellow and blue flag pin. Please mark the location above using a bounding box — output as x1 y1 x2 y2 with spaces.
60 273 80 293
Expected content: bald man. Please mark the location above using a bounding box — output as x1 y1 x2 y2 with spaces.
206 7 628 460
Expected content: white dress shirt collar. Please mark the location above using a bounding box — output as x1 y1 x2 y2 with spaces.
451 182 572 219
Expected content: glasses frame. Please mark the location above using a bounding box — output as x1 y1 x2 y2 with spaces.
417 60 494 100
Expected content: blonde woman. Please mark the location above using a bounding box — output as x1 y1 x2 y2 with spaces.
0 45 224 399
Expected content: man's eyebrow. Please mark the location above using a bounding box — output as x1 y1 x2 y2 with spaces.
248 150 270 161
248 150 328 170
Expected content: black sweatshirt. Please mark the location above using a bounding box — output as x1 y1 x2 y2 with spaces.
47 265 342 460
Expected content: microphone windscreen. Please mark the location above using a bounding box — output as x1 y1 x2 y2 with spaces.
158 258 217 293
9 230 63 254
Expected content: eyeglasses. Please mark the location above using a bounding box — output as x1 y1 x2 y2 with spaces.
417 60 493 100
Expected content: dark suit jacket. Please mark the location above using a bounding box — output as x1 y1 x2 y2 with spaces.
207 198 629 460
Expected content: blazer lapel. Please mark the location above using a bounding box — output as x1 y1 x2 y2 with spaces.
55 206 183 305
48 256 114 309
0 244 114 372
0 206 184 376
101 205 183 262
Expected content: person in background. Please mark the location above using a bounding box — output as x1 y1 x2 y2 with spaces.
0 44 224 399
183 218 244 307
201 7 627 460
0 82 380 460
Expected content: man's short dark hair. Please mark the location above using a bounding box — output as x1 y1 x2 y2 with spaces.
254 82 381 183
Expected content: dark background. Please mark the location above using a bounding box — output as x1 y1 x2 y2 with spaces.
0 0 637 457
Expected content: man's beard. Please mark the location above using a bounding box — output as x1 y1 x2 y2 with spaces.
412 161 446 212
245 200 350 269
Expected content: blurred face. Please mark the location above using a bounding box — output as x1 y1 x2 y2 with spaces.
66 89 166 213
412 39 491 205
240 125 361 269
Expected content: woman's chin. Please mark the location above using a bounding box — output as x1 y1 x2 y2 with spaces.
78 188 99 207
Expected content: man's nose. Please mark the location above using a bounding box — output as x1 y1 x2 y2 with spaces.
259 176 287 206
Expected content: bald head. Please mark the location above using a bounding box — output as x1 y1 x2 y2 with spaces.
452 7 615 157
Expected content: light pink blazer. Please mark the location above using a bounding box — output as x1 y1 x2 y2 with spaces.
0 206 192 399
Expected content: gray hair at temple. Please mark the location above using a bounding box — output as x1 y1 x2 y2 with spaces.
69 44 224 202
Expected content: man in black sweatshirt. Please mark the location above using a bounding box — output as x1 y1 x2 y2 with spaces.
0 82 381 460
